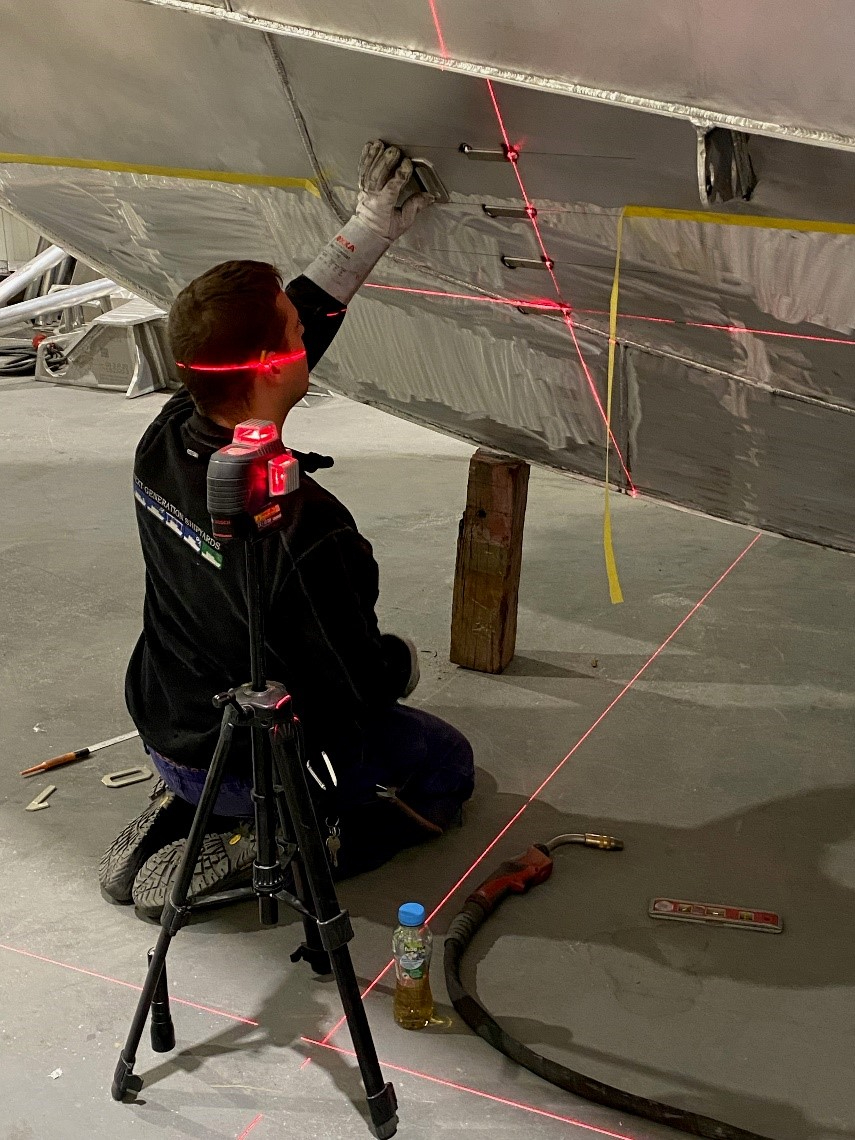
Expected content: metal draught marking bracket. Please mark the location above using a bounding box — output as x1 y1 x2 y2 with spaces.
483 204 537 220
102 766 152 788
460 143 519 162
501 255 555 271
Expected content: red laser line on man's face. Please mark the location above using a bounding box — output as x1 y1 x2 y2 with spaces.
176 348 307 373
316 531 762 1048
301 1037 640 1139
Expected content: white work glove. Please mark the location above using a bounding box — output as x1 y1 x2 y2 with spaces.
303 140 434 305
355 140 434 243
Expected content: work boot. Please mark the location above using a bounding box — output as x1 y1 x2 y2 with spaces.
99 781 196 904
132 821 256 920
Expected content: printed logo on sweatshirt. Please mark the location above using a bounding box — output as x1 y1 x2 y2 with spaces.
335 233 356 253
133 477 223 570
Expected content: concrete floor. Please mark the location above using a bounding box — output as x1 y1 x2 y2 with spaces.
1 376 853 1140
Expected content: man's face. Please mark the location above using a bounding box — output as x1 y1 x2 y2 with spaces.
273 290 310 407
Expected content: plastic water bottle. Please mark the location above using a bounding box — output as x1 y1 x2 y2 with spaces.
392 902 434 1029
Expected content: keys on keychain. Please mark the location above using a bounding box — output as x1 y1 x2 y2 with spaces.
325 819 341 868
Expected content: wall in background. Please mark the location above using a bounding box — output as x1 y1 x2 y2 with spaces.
0 209 40 269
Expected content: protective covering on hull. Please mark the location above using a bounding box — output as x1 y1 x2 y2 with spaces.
1 0 853 552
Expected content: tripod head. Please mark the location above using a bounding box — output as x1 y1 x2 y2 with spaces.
207 419 300 542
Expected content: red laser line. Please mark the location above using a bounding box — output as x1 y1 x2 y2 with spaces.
0 942 259 1026
427 0 450 58
685 321 855 345
485 82 557 282
317 530 762 1045
301 1037 639 1140
484 80 636 493
365 282 560 310
366 283 855 347
176 349 306 374
236 1114 264 1139
559 307 636 493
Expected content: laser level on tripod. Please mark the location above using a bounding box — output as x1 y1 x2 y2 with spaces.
111 419 399 1139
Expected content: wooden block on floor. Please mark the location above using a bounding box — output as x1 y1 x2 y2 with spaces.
450 448 530 673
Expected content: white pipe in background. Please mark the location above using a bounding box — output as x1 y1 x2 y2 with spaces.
0 278 117 332
0 245 68 306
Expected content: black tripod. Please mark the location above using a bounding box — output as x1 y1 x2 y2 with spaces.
111 536 399 1139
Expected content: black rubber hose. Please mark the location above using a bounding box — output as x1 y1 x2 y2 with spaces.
444 899 775 1140
0 345 37 377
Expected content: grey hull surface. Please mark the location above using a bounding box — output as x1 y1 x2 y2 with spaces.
2 0 853 550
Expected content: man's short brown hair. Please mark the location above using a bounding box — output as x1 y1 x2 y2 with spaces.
168 260 286 417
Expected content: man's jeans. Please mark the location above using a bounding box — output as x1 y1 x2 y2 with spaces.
147 704 474 876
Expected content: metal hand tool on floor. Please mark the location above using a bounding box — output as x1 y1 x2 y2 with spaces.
20 730 139 777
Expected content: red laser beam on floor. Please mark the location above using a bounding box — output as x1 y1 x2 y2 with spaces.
301 1037 639 1140
365 283 855 347
235 1114 264 1139
0 942 259 1026
315 531 762 1047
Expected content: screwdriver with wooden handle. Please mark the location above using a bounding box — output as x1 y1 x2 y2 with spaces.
20 730 140 777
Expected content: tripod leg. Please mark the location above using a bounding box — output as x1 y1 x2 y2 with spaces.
148 947 175 1053
271 726 398 1139
271 777 332 975
250 722 283 927
287 850 332 976
112 704 237 1101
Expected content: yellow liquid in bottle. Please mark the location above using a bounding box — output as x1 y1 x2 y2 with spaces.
393 974 434 1030
393 908 434 1029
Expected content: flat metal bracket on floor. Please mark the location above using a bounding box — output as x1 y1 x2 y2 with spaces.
26 785 57 811
102 766 152 789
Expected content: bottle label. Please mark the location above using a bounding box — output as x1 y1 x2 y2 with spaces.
399 951 426 980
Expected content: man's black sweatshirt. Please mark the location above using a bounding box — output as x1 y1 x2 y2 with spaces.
125 276 405 786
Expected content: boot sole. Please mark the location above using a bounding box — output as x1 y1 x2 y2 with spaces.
98 790 193 904
132 832 256 919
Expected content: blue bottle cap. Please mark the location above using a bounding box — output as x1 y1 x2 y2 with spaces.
398 902 426 927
